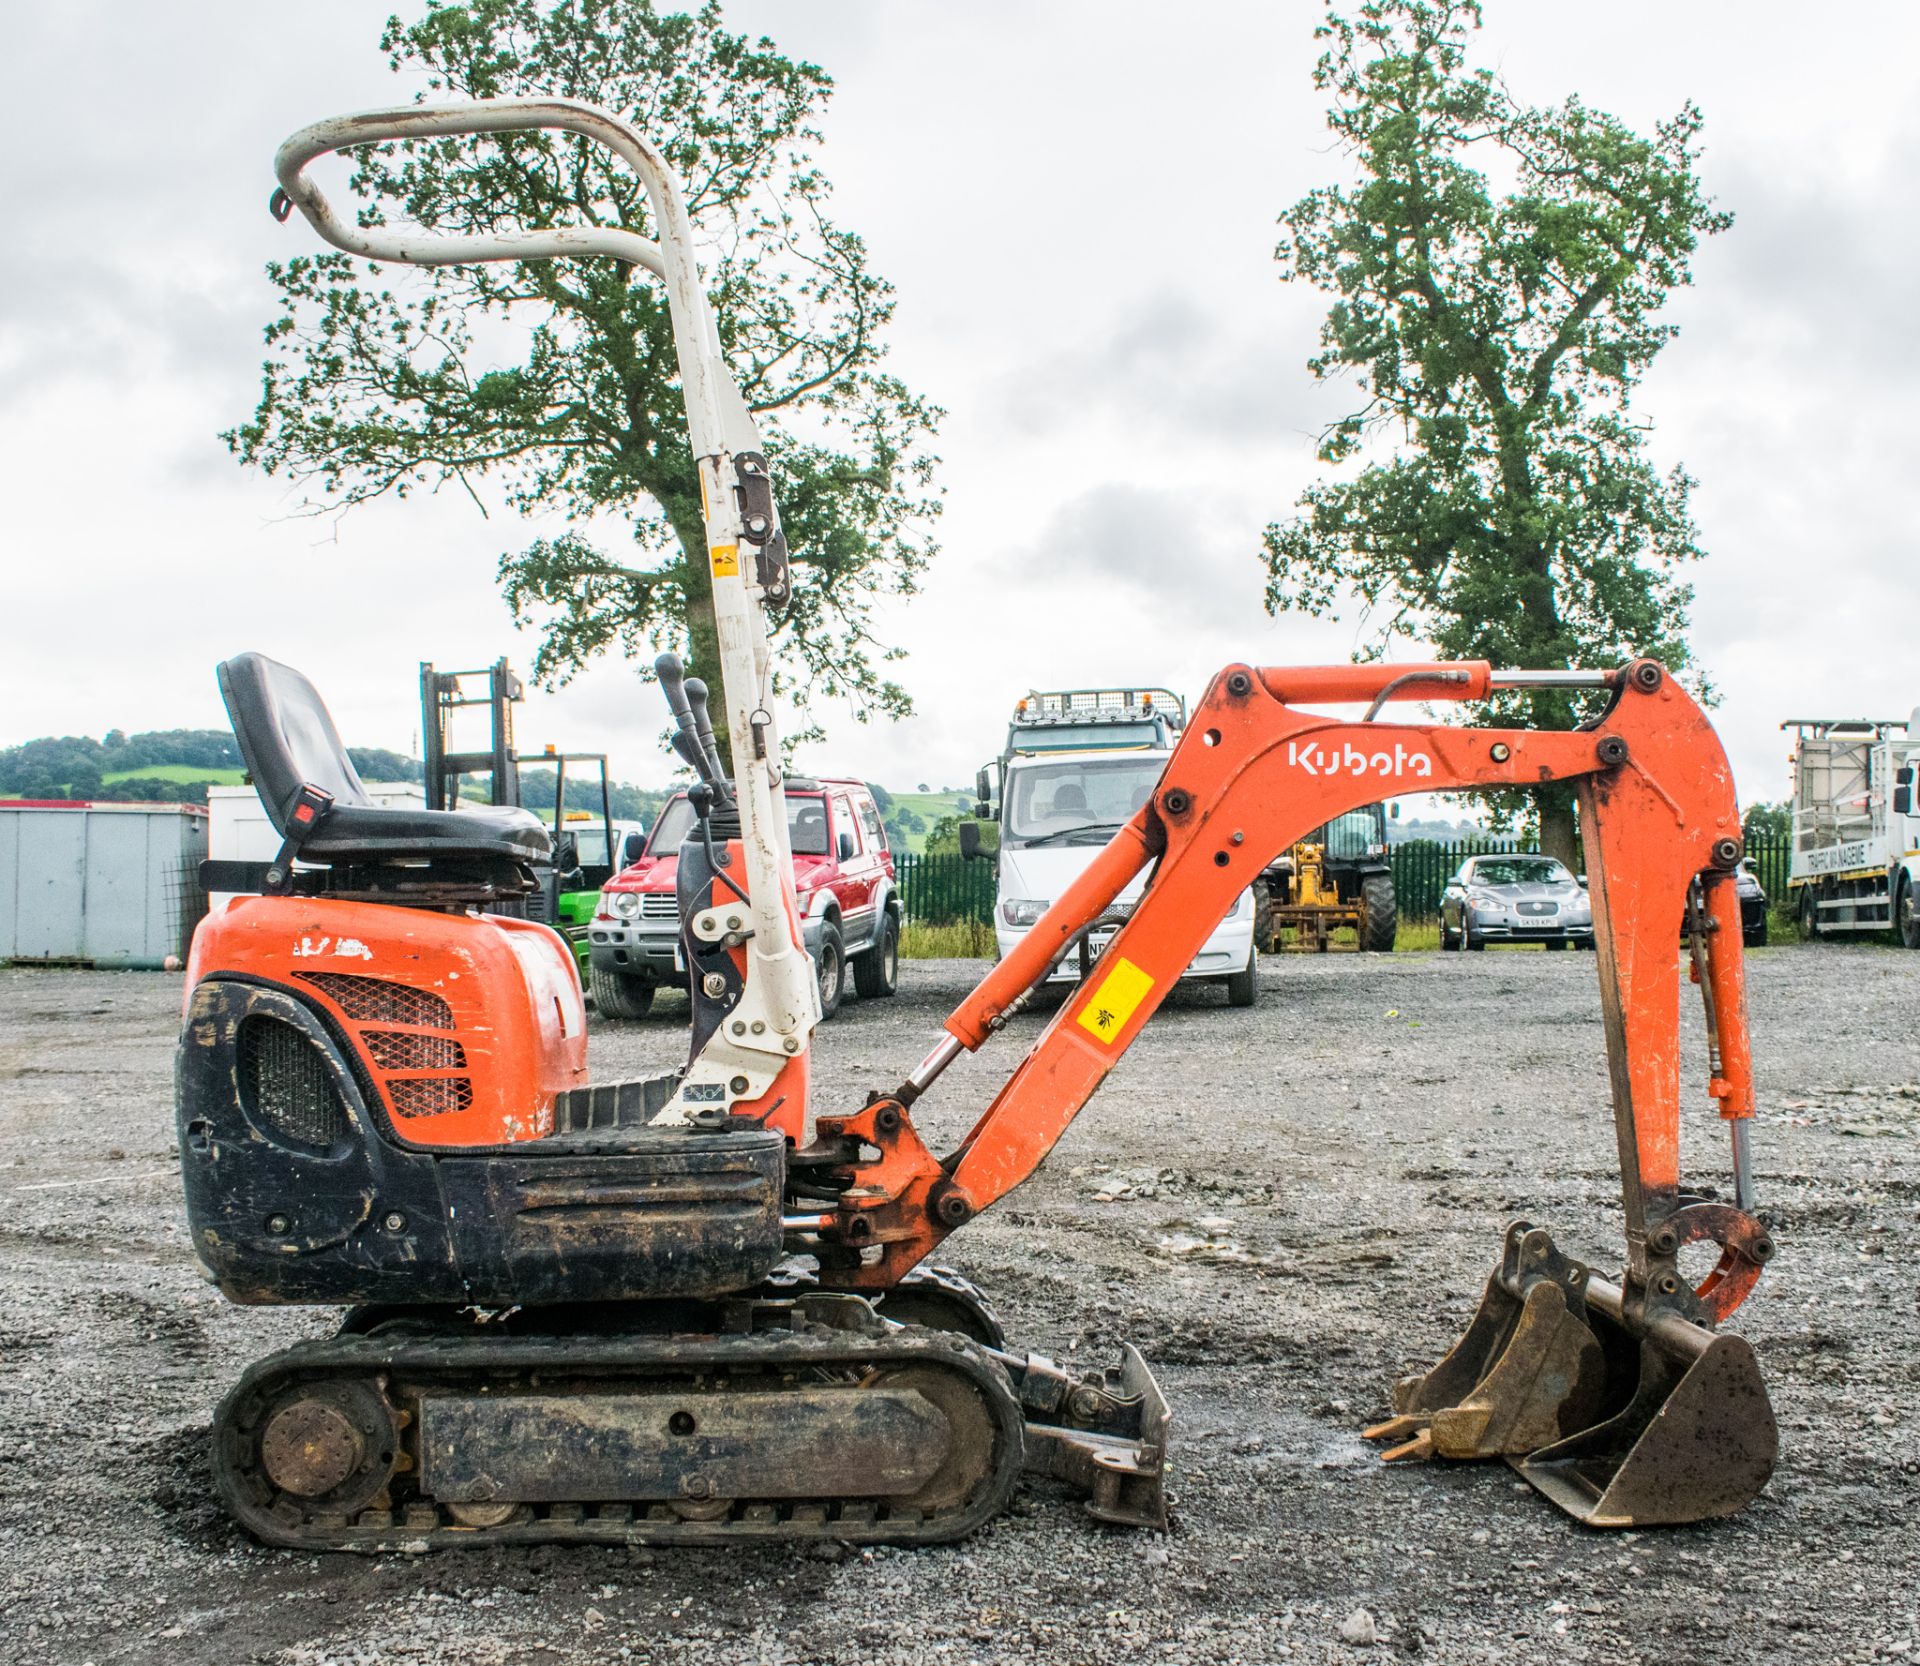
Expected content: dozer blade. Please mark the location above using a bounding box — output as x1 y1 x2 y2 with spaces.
1015 1344 1171 1531
1512 1271 1778 1527
1366 1222 1608 1461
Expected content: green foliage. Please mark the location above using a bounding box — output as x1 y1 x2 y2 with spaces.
1741 800 1792 842
924 812 996 857
0 730 243 802
345 748 425 784
1264 0 1730 855
225 0 940 756
515 767 673 824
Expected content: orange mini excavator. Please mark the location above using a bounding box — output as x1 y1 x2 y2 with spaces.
176 99 1777 1551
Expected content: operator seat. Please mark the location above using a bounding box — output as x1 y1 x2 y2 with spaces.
218 651 551 866
1050 783 1089 818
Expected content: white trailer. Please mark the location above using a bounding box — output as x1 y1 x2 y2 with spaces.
1784 714 1920 945
206 781 425 912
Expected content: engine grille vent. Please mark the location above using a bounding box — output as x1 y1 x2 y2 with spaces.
639 893 679 921
238 1016 349 1147
296 973 454 1031
361 1030 467 1071
386 1077 475 1119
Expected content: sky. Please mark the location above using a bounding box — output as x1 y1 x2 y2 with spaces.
2 1 1916 811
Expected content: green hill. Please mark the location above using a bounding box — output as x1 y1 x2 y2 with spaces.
103 764 248 787
877 787 977 854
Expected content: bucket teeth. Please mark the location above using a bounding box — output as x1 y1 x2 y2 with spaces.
1369 1221 1778 1527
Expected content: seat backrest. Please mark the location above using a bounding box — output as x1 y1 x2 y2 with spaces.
218 652 371 834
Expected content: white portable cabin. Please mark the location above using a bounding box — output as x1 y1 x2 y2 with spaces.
0 800 209 969
206 782 426 911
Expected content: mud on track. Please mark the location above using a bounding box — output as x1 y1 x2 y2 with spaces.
0 948 1915 1665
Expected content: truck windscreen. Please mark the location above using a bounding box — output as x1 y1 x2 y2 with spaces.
1005 755 1167 846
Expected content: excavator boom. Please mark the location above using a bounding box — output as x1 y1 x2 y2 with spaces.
800 655 1775 1524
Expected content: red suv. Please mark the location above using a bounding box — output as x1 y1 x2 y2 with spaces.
587 776 900 1020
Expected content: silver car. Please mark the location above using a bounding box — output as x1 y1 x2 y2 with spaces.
1440 854 1594 950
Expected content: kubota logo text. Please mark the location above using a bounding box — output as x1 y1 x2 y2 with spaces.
1286 738 1434 779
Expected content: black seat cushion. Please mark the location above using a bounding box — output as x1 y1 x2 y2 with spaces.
218 652 552 865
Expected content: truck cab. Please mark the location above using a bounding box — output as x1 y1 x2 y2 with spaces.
973 689 1258 1005
589 776 899 1018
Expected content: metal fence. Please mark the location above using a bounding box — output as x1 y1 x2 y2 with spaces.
896 851 997 925
896 836 1796 929
1390 835 1793 923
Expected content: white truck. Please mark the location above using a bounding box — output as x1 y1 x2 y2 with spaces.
1784 713 1920 946
962 687 1259 1004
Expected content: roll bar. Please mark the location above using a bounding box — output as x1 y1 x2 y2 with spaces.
268 97 817 1113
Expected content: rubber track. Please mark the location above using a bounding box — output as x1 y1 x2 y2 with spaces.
212 1322 1025 1552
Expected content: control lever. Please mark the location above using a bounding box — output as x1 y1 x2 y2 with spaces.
655 652 718 782
683 677 732 795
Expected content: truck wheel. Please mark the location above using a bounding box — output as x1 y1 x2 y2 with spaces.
1251 880 1277 955
1898 876 1920 950
852 911 901 999
1225 946 1259 1008
589 963 655 1020
1360 875 1397 952
1797 886 1819 940
813 920 846 1020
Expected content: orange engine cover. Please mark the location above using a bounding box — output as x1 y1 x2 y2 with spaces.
184 896 588 1148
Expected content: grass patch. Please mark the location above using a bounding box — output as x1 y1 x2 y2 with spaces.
1396 919 1440 952
901 919 994 959
103 764 247 786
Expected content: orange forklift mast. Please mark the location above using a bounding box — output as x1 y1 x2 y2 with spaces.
177 97 1777 1553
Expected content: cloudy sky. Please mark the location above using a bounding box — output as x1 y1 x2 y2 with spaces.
3 2 1915 812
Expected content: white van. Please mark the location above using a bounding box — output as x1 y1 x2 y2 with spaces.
986 737 1258 1007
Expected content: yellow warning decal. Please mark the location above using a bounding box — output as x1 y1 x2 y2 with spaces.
1076 956 1155 1045
710 543 740 579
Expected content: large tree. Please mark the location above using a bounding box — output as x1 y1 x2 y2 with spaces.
226 0 940 760
1262 0 1729 861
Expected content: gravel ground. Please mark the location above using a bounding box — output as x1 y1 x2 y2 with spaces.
1 947 1915 1666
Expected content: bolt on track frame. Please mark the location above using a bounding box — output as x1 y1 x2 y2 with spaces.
813 657 1769 1340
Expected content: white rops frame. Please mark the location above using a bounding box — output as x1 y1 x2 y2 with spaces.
273 98 821 1113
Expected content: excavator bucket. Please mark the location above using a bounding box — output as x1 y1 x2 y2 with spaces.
1365 1222 1607 1462
1513 1272 1778 1527
1368 1223 1778 1526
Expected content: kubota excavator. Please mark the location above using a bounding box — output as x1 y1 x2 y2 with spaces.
176 99 1777 1551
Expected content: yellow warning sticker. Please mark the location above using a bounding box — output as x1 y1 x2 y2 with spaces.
1076 956 1156 1045
710 543 740 579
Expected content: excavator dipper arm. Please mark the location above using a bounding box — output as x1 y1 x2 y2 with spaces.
809 658 1770 1334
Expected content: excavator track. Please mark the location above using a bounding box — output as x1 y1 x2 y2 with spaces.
212 1299 1024 1552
